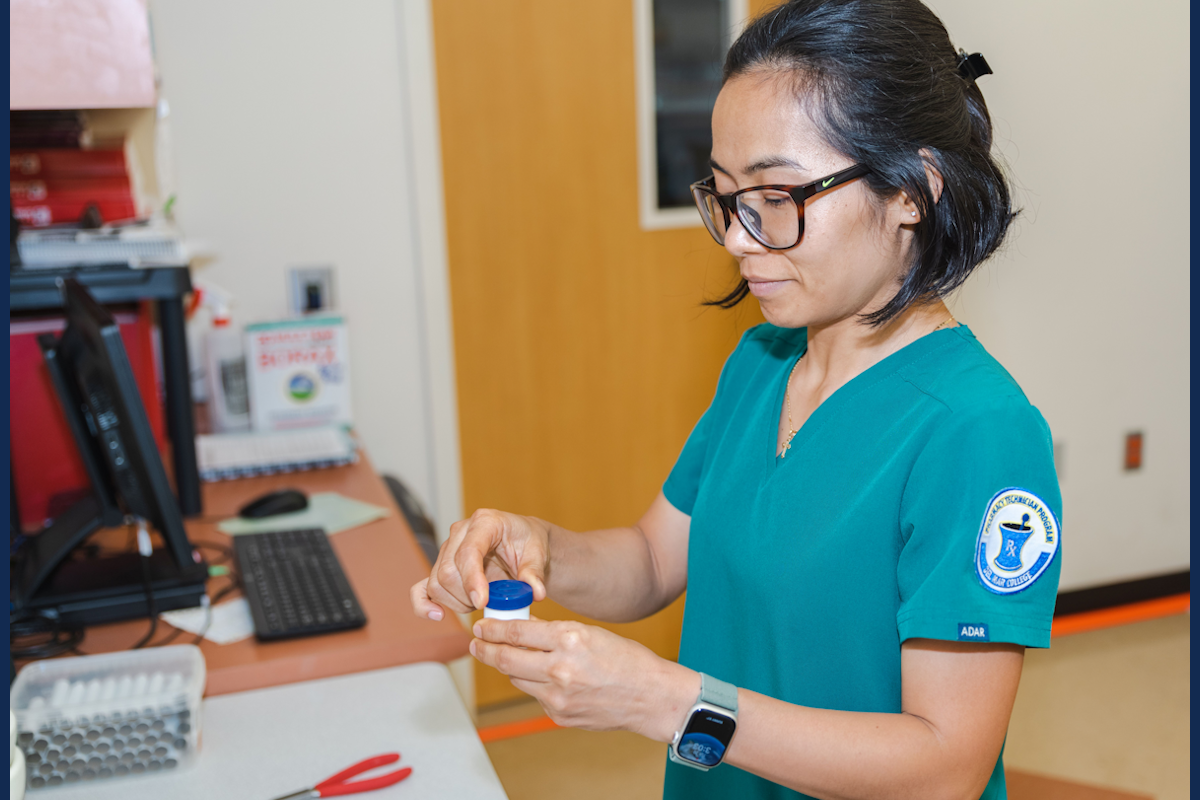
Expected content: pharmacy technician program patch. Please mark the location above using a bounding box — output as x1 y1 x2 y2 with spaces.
975 488 1059 595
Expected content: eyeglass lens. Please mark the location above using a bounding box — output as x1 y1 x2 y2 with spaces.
691 190 722 243
737 190 799 248
691 188 801 249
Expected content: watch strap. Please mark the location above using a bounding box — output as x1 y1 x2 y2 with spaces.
699 672 738 714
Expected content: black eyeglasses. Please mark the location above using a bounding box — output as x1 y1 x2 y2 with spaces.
689 164 871 250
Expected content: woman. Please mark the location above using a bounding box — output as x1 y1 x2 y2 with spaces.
412 1 1061 798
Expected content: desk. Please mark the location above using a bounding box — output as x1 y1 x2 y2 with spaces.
67 451 471 696
41 662 509 800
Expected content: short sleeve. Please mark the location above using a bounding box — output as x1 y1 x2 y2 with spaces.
662 327 765 516
897 398 1062 649
663 405 711 516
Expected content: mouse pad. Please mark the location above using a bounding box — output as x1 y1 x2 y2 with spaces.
218 492 389 537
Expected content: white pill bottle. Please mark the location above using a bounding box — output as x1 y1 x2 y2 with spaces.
483 580 533 620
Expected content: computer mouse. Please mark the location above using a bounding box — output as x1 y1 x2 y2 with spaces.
238 488 309 519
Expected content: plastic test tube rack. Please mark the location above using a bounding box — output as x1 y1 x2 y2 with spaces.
10 646 205 790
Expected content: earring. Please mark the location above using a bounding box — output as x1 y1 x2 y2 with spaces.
911 211 917 217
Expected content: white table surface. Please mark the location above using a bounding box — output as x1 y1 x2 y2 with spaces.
39 661 508 800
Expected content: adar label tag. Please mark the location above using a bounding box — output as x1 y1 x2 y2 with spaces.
958 623 990 641
975 488 1060 595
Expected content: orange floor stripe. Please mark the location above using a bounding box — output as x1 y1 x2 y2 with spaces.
1052 592 1189 638
477 714 561 744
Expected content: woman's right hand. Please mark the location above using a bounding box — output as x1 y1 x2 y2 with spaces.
410 508 551 621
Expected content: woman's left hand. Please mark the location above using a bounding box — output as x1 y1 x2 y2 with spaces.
470 618 698 743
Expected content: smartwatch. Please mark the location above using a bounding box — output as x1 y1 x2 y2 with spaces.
668 672 738 771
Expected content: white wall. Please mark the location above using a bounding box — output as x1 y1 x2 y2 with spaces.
148 0 462 535
930 0 1190 591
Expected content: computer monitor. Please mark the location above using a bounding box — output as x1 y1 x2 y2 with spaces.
10 278 207 627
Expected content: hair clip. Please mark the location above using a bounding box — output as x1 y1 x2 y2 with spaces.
957 51 993 84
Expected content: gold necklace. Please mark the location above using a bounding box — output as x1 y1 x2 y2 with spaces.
932 314 957 332
779 315 956 459
779 353 804 458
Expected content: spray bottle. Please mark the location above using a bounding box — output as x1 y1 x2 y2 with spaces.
196 281 251 432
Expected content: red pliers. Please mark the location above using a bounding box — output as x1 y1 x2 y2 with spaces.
270 753 412 799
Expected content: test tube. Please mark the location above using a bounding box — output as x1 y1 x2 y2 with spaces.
50 680 70 708
66 682 85 707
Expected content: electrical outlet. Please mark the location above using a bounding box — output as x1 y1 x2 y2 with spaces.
287 266 336 315
1124 431 1143 471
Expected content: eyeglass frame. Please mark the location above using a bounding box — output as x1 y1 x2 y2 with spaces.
689 163 872 250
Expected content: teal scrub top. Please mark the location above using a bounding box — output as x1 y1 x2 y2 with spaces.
661 324 1061 800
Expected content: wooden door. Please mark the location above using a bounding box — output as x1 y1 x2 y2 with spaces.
433 0 766 708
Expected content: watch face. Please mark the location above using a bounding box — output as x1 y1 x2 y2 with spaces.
678 710 736 767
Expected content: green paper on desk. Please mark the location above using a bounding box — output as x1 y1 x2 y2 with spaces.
218 492 390 536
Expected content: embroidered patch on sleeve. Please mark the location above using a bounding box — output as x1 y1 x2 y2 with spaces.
975 488 1060 595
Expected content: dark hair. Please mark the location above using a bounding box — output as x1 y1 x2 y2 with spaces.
707 0 1016 325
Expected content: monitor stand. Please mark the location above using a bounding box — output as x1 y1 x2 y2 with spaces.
10 495 209 628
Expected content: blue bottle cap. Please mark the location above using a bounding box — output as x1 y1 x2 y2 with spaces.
487 580 533 610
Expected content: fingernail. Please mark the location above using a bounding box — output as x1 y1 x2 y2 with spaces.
428 609 443 621
473 622 482 637
469 640 477 657
470 591 482 609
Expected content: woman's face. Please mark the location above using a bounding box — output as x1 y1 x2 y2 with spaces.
710 72 914 330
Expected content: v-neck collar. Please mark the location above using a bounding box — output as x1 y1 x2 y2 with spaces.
770 325 971 466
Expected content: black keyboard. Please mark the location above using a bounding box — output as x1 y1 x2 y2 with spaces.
233 527 367 641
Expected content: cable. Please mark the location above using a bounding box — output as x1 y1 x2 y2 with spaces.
141 549 241 648
146 621 185 648
192 565 243 645
10 609 85 660
189 596 214 645
15 525 243 658
128 517 158 649
63 518 187 655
